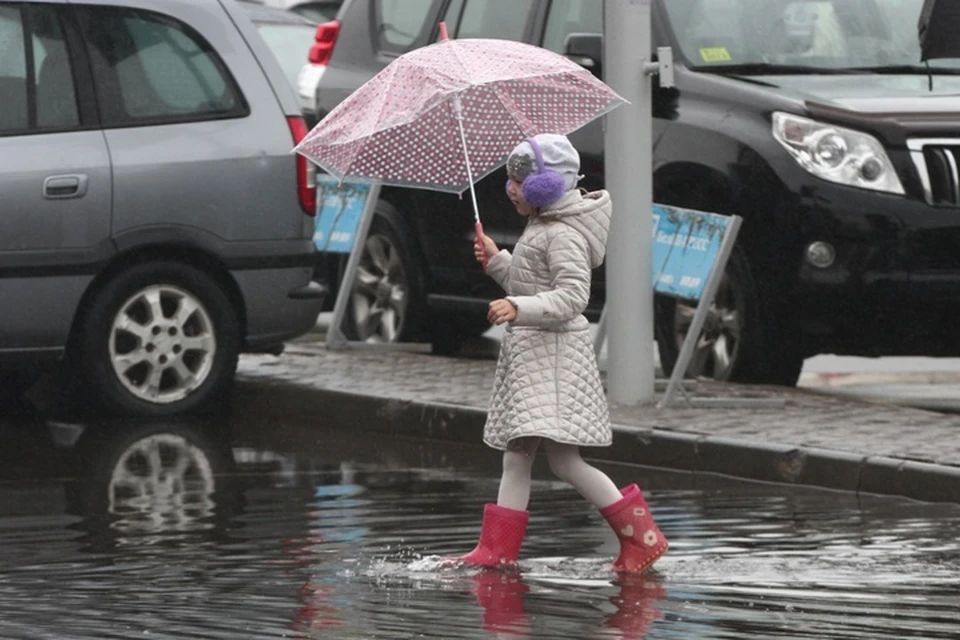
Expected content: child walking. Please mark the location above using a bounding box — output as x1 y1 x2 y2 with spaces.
460 133 668 573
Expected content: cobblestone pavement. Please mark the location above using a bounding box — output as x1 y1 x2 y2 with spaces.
236 338 960 470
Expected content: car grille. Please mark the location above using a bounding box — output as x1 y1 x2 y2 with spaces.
908 139 960 207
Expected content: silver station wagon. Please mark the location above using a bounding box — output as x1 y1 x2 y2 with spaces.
0 0 325 416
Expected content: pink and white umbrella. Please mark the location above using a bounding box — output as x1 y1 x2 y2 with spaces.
293 27 626 235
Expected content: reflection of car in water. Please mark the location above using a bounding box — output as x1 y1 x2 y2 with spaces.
64 421 240 541
54 417 470 548
306 0 960 387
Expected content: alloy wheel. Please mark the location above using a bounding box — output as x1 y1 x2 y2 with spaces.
350 234 408 342
109 285 217 404
672 272 741 380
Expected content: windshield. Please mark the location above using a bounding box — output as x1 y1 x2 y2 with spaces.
254 23 316 88
662 0 960 72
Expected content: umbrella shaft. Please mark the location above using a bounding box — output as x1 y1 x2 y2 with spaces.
454 100 481 224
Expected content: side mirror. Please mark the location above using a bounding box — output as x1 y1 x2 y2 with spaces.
564 33 603 76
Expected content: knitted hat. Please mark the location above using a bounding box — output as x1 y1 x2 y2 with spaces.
506 134 582 194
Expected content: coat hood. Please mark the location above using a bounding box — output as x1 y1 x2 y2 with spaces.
537 189 611 269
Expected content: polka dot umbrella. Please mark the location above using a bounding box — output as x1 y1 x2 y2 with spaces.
293 24 626 250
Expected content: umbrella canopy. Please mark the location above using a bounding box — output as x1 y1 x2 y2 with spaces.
918 0 960 61
293 37 626 196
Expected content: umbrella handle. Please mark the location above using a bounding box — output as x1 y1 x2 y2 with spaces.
474 221 489 272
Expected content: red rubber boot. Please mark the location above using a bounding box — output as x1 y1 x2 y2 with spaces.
600 484 668 573
460 503 529 567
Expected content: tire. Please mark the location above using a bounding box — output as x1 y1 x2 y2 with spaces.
439 311 491 339
0 372 39 404
73 261 240 417
430 310 492 355
655 247 803 386
342 201 426 343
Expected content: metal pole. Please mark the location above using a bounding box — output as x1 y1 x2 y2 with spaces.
593 303 607 359
604 0 654 405
326 180 381 350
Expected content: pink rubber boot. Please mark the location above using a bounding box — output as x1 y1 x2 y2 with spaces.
460 503 529 567
600 484 668 573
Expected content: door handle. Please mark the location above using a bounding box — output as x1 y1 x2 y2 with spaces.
43 174 88 199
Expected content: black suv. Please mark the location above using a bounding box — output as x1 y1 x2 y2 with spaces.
306 0 960 386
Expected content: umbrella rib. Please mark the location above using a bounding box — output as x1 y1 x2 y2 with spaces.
340 64 402 172
489 83 536 137
443 39 476 86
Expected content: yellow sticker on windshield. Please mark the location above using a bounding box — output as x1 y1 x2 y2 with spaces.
700 47 732 62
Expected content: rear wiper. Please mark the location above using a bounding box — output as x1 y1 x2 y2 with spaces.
848 65 960 75
702 63 860 75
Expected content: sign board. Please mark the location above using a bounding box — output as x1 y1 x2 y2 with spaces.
313 174 429 353
594 203 745 409
313 175 375 254
651 203 732 301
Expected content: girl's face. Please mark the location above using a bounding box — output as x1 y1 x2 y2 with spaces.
506 178 536 216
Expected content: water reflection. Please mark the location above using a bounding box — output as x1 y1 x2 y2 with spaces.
60 420 240 550
0 414 956 639
471 569 531 637
467 571 667 639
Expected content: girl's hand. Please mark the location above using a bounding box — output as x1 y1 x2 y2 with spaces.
488 298 517 325
474 233 498 264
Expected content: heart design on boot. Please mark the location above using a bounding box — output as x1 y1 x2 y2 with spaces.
620 524 634 537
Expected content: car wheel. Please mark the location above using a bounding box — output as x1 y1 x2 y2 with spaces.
0 372 39 405
74 262 241 416
655 247 803 386
430 310 492 355
343 202 425 343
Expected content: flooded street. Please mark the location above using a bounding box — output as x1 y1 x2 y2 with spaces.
0 407 958 639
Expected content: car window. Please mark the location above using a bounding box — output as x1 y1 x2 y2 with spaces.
441 0 465 31
377 0 434 51
0 5 28 133
0 4 79 134
255 22 317 88
664 0 960 70
456 0 534 41
32 7 80 129
76 6 246 126
542 0 602 54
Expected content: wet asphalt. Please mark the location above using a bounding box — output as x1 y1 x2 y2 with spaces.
1 398 958 639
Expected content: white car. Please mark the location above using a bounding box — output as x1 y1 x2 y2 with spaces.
290 1 343 118
239 1 342 116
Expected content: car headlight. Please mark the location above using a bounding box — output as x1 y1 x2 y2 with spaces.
772 112 904 195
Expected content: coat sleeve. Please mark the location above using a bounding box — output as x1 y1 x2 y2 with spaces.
485 249 513 291
507 229 590 327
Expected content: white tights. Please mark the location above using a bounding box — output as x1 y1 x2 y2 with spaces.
496 438 623 511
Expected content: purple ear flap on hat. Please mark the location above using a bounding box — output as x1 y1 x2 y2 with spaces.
519 137 567 208
522 171 566 208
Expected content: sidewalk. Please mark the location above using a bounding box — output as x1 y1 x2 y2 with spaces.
233 337 960 504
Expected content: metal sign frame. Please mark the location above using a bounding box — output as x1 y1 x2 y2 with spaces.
317 177 429 353
594 211 781 409
656 214 741 408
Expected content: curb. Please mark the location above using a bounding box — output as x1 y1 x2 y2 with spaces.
233 378 960 504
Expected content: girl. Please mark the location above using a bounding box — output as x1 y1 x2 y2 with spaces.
459 133 668 574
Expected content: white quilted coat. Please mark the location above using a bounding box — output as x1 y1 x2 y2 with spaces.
483 189 612 451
